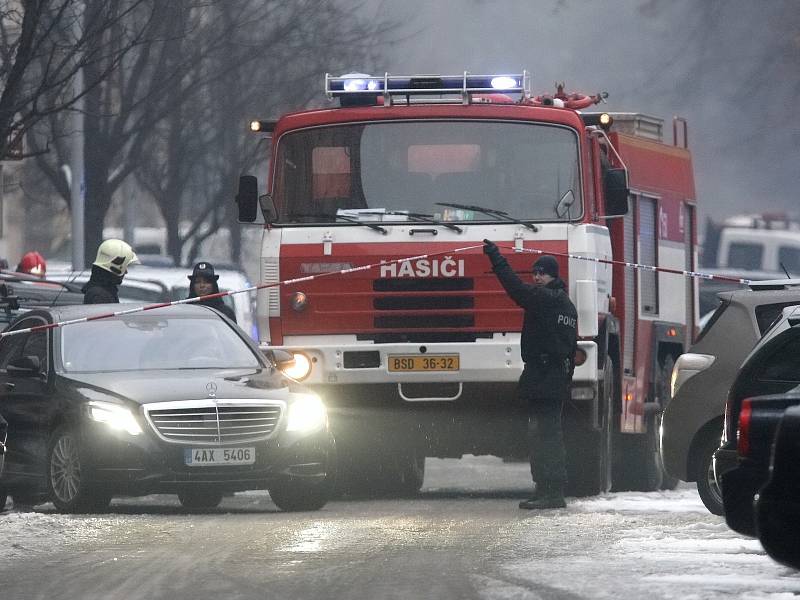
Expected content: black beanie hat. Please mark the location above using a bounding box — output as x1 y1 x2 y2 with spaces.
533 255 559 278
188 262 219 281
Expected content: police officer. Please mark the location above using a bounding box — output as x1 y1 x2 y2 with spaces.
483 240 577 509
82 239 138 304
187 262 237 323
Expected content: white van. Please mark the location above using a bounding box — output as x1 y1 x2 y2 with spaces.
717 228 800 275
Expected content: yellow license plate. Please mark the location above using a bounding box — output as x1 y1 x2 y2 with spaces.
388 354 460 372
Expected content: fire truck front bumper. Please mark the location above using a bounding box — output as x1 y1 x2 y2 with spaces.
262 338 598 392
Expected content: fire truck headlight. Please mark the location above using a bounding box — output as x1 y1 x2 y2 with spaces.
490 76 518 90
599 113 613 130
290 291 309 312
286 393 327 433
280 352 312 381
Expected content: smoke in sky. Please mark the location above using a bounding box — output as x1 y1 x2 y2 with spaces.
360 0 800 226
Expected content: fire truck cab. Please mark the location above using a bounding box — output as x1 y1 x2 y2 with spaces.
237 72 698 497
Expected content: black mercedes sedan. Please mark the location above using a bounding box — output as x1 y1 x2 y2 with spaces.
0 304 333 513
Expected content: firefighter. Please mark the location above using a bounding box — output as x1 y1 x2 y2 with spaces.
16 251 47 278
82 239 139 304
187 262 237 322
483 240 577 509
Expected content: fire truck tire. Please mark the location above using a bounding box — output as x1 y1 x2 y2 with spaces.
612 418 663 492
565 359 614 497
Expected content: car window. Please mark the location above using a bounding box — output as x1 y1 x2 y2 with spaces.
758 334 800 383
0 318 47 370
21 331 48 373
60 314 261 372
728 242 763 270
0 332 28 370
778 246 800 275
694 300 729 344
755 302 800 335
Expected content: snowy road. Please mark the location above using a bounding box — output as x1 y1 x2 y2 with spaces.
0 456 798 599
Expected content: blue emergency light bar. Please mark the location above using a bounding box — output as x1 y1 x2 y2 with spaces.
325 71 530 104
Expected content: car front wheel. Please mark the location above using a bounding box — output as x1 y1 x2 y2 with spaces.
47 426 111 513
269 478 330 512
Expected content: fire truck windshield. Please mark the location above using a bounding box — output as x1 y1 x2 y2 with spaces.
273 120 582 224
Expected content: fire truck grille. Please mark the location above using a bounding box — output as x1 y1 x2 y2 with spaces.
373 278 473 292
145 401 282 445
374 296 473 310
374 315 474 329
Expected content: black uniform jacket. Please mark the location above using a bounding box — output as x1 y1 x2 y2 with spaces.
187 283 237 323
82 265 121 304
489 253 578 365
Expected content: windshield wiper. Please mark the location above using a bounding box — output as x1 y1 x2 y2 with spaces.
435 202 539 232
292 212 387 234
358 210 464 233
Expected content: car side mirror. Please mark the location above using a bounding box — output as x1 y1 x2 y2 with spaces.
7 355 42 377
236 175 259 223
603 167 629 217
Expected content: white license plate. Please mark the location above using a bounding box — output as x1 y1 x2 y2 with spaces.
184 447 255 467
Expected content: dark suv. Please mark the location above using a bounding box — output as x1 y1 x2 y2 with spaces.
661 279 800 515
715 304 800 534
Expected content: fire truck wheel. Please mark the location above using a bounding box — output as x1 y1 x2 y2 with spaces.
566 359 615 497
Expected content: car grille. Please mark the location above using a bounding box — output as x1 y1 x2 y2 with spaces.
143 400 282 445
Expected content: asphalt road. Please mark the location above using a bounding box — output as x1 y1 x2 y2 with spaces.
1 457 797 600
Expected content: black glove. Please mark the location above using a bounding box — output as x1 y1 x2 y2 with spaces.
483 239 500 256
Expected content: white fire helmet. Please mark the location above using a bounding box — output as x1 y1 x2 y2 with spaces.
93 239 139 276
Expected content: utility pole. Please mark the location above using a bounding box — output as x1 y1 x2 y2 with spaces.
70 6 85 269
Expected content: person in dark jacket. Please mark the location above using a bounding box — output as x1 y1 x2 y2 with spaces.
187 262 237 323
82 239 139 304
484 240 578 509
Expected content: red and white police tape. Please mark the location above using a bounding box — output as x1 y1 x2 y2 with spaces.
0 242 763 338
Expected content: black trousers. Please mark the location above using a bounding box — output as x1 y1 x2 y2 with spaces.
518 362 569 487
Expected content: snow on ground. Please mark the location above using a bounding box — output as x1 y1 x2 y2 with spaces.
1 455 798 599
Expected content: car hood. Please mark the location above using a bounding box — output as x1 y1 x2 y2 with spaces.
60 368 292 406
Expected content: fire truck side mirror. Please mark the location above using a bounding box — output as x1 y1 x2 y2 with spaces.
259 193 278 223
603 168 629 217
236 175 259 222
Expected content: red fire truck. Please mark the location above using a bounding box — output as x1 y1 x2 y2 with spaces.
236 72 698 497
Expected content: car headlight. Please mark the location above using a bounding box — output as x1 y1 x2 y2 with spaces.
671 353 715 399
286 394 327 433
279 352 313 381
86 400 142 436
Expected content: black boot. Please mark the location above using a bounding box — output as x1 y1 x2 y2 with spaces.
518 482 566 510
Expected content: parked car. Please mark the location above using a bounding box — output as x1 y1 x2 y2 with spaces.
125 265 258 341
718 392 800 536
755 404 800 570
661 279 800 515
714 304 800 529
0 304 333 512
44 271 171 304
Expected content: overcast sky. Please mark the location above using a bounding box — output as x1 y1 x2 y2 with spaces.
361 0 800 228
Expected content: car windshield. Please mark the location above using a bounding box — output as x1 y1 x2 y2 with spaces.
273 120 582 223
59 313 260 372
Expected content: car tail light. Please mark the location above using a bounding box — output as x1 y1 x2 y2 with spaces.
737 398 753 457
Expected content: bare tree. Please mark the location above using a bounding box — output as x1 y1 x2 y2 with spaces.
0 0 153 160
135 0 396 266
